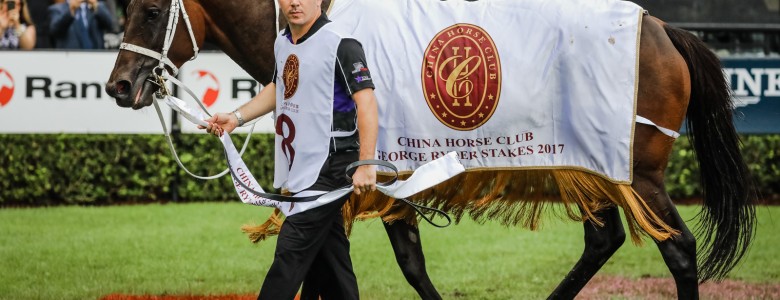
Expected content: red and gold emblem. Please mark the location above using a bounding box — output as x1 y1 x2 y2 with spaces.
421 24 501 131
282 54 300 100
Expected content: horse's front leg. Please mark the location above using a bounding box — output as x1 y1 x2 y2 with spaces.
383 220 442 300
548 205 626 299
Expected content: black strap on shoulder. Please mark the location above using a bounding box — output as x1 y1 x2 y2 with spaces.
225 150 451 227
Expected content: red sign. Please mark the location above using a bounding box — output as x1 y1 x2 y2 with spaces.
0 68 15 107
193 70 220 107
422 24 501 131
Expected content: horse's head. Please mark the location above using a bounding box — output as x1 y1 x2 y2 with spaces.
106 0 205 109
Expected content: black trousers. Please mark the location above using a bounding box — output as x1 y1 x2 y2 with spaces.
257 151 360 300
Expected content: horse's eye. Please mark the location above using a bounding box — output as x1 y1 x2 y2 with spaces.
146 9 161 21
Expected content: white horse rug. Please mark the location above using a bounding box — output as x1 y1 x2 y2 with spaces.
328 0 644 183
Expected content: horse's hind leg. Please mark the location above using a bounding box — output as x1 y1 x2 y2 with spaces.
632 171 699 299
383 221 442 300
548 205 626 299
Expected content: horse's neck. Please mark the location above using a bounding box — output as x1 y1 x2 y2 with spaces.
199 0 279 84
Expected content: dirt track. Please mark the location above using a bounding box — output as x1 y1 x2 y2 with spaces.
99 275 780 300
577 276 780 299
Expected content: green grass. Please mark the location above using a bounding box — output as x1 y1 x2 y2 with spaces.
0 203 778 300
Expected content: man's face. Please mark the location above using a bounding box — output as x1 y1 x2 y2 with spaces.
279 0 322 27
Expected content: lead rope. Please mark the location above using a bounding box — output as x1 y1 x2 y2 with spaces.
151 72 257 180
228 148 454 228
154 70 460 227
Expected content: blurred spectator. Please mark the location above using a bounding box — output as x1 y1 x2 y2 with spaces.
27 0 54 48
101 0 122 48
0 0 36 49
48 0 115 49
102 0 119 32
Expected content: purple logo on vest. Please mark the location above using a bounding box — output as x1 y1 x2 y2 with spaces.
351 62 372 83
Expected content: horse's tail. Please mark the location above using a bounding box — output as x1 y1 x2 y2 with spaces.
663 24 757 282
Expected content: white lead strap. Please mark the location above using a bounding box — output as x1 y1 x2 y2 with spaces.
161 92 466 216
220 129 466 216
151 79 256 180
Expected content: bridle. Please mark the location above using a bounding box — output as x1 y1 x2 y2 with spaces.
116 0 251 181
119 0 199 77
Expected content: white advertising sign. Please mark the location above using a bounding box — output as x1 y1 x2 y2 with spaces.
0 51 274 134
176 54 274 134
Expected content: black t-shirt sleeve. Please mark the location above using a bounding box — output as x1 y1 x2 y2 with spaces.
335 38 375 95
272 65 277 84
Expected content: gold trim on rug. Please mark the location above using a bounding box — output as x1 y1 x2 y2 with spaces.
243 169 678 245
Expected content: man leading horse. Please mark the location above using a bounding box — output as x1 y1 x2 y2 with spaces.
107 0 757 298
202 0 377 298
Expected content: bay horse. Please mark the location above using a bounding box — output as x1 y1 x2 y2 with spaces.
106 0 756 299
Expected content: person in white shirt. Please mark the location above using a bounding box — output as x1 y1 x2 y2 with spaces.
203 0 378 298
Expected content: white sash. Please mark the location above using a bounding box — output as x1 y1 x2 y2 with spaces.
161 94 466 216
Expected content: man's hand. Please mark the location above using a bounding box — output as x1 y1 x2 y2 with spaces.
68 0 81 15
86 0 98 12
198 112 238 137
351 164 376 195
7 8 18 27
0 10 9 32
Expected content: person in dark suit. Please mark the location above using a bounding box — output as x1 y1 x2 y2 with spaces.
48 0 115 49
26 0 54 48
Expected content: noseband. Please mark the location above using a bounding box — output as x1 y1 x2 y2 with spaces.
119 0 199 76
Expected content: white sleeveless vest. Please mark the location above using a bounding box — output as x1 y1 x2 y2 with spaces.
273 23 354 193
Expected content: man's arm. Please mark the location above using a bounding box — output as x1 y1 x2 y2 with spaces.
48 4 74 36
19 25 36 49
202 82 277 135
236 82 277 123
94 2 117 32
350 88 378 195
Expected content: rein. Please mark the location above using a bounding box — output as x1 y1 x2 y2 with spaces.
150 72 257 180
228 156 453 228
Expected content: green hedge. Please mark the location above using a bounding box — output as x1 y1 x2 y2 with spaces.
664 135 780 200
1 134 778 205
0 134 274 205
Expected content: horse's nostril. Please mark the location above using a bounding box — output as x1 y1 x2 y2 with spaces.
116 80 131 96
